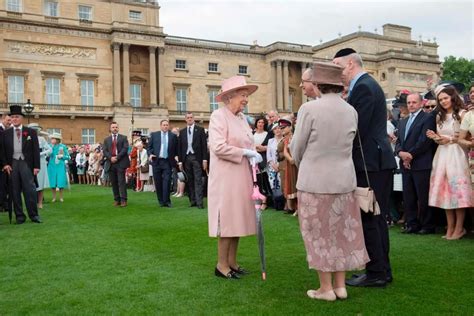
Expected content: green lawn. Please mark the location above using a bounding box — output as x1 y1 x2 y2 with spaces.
0 185 473 315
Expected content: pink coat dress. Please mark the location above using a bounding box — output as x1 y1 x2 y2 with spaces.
208 106 256 237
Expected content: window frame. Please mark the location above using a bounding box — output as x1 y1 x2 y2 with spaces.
175 87 187 113
8 75 24 104
238 65 248 75
130 83 142 107
7 0 22 12
45 77 61 105
208 62 219 73
208 89 219 112
129 10 142 21
81 128 95 144
175 59 187 70
44 0 58 17
80 79 94 107
78 5 92 21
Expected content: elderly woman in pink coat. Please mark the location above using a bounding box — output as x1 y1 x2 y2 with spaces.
208 76 261 279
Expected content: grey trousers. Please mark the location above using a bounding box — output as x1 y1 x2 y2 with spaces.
11 159 38 222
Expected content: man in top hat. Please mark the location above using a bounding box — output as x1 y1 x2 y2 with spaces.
178 112 208 209
128 130 142 191
0 112 12 213
0 105 41 224
103 121 130 207
333 48 397 287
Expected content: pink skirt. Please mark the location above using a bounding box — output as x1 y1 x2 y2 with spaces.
297 191 369 272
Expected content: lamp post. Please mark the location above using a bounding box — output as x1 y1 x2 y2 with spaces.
23 99 34 124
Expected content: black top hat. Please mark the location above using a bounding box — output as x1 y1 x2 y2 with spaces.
132 130 142 137
9 105 24 116
334 48 357 59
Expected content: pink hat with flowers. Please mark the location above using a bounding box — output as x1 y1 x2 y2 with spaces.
215 76 258 102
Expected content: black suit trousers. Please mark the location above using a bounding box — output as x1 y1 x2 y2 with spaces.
357 170 393 279
11 159 38 222
402 169 433 230
184 154 203 206
153 159 172 205
109 163 127 202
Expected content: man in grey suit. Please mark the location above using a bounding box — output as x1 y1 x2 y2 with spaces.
103 122 130 207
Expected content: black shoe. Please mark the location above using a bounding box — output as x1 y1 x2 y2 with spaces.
386 275 393 283
31 216 42 223
190 202 197 207
197 204 204 209
16 220 25 225
214 268 240 279
417 229 436 235
352 273 393 283
346 274 386 287
230 266 249 275
165 203 172 207
402 227 419 234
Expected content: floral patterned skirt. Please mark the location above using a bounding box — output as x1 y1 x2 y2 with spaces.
297 191 369 272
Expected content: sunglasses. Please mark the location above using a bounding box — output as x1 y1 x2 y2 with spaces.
424 105 436 109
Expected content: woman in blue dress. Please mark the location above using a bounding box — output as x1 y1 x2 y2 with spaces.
48 133 70 202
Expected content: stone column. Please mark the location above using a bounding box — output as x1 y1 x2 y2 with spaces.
271 61 277 109
122 44 130 106
158 47 165 107
149 46 157 107
112 42 121 105
276 60 283 111
283 60 289 111
301 62 307 104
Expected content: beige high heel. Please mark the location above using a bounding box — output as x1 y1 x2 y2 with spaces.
334 287 348 300
307 289 336 301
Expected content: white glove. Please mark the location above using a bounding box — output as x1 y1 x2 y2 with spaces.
249 153 263 167
243 149 259 159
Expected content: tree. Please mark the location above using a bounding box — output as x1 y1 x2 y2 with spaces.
441 56 474 92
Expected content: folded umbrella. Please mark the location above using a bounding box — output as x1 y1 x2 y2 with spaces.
251 162 267 280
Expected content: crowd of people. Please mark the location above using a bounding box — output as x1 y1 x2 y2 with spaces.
1 46 473 302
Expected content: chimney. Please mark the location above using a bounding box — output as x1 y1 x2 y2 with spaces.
382 24 412 40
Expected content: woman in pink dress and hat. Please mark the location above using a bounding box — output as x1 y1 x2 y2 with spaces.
208 76 262 279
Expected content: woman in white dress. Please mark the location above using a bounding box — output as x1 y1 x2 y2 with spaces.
76 146 87 184
136 141 149 191
28 124 52 209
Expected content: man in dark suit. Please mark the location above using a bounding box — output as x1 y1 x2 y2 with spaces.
0 113 12 213
178 113 208 209
395 93 436 234
148 119 178 207
333 48 397 287
0 105 41 224
103 122 130 207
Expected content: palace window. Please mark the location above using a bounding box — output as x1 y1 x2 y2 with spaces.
238 65 248 75
176 88 187 113
81 129 95 144
45 78 60 105
208 89 219 112
78 5 92 21
80 80 94 106
47 128 61 136
7 0 21 12
44 0 58 17
8 76 24 103
175 59 186 70
129 10 142 21
130 84 142 107
208 63 218 72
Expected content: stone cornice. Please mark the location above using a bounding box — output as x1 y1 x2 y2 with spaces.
110 0 160 8
0 18 165 41
313 31 438 51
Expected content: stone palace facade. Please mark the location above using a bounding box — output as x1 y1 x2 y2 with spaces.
0 0 441 144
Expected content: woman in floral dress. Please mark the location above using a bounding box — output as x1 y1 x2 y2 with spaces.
426 85 472 240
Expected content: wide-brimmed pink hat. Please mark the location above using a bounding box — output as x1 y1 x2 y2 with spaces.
215 76 258 102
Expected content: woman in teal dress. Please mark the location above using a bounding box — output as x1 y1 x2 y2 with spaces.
48 133 70 202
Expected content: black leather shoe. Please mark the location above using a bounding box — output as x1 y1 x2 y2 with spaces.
230 266 249 275
402 227 419 234
16 220 25 225
31 216 42 223
417 229 435 235
214 268 240 279
190 203 197 207
386 275 393 283
197 204 204 209
346 274 386 287
352 273 393 283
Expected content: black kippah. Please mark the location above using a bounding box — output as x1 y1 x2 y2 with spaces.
333 48 357 58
